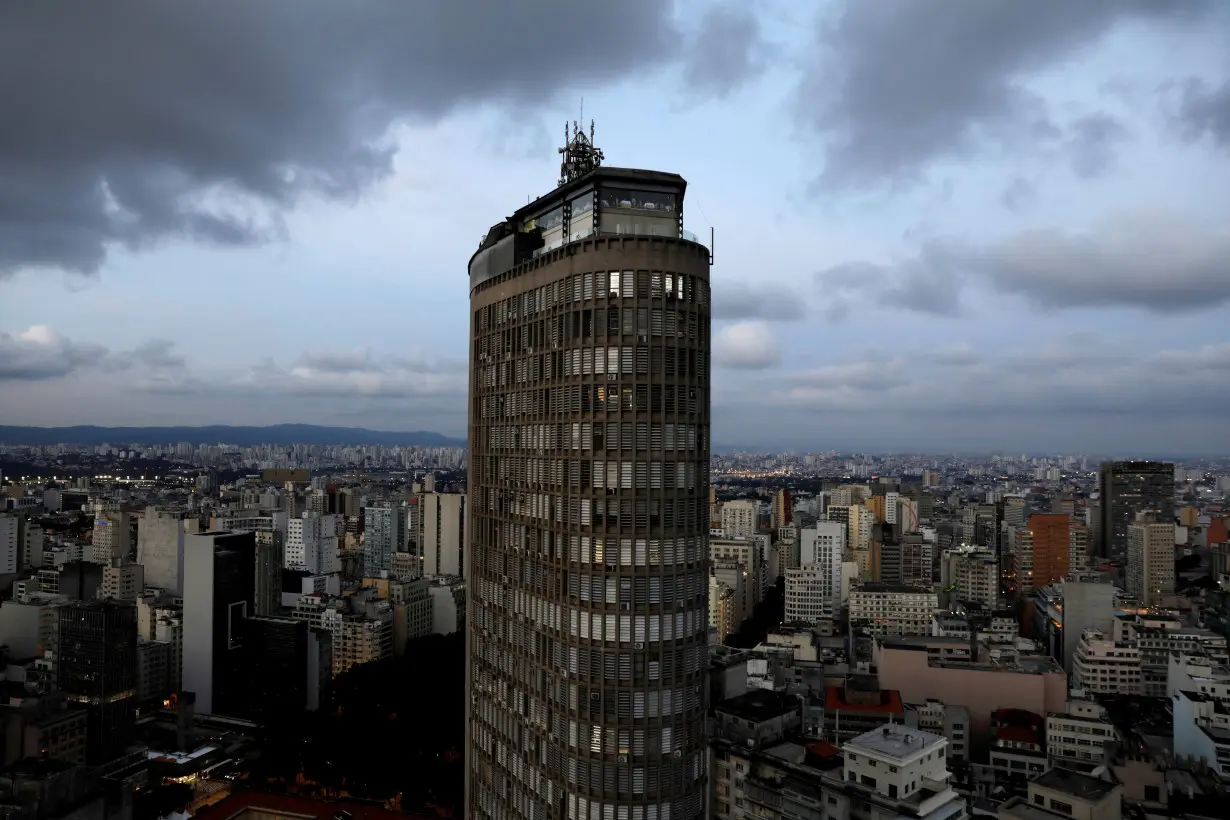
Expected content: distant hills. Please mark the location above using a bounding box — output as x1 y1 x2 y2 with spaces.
0 424 465 448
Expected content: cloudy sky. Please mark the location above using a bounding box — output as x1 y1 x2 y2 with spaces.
1 0 1228 454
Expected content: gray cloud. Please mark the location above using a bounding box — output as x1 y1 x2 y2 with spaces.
1177 76 1230 149
0 0 689 277
681 3 767 98
763 337 1230 421
798 1 1212 189
127 339 186 370
1066 113 1130 177
296 349 382 375
815 259 960 322
712 282 807 321
1000 177 1037 212
816 210 1230 315
0 326 110 380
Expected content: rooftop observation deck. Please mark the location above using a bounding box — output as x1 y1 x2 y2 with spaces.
469 122 709 292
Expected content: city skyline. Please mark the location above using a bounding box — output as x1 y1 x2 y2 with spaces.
3 2 1230 452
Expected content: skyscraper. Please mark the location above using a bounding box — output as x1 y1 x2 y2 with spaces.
1098 461 1174 560
182 530 256 717
57 600 137 763
364 503 407 575
466 125 711 820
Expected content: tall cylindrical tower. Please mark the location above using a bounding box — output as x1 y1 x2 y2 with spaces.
467 134 711 820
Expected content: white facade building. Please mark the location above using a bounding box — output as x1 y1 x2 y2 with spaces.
286 513 340 574
848 585 939 637
720 499 758 539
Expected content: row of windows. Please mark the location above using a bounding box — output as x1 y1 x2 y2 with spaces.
474 494 708 531
476 307 705 360
473 632 706 690
478 346 707 390
472 592 708 647
484 422 703 452
479 383 701 418
478 570 706 607
479 524 708 562
477 457 702 490
478 271 710 331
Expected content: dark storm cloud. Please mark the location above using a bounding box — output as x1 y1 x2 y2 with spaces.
815 210 1230 316
797 0 1214 189
0 0 690 277
711 282 807 321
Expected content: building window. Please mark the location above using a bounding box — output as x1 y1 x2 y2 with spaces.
1049 799 1073 815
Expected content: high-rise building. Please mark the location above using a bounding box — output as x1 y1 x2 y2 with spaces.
1127 518 1175 606
182 530 256 717
1098 461 1174 560
770 488 792 530
57 600 137 763
286 513 339 574
0 514 17 573
466 130 711 820
419 491 466 577
364 503 407 575
136 507 200 595
1023 513 1071 592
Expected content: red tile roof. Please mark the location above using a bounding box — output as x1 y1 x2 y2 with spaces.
194 791 438 820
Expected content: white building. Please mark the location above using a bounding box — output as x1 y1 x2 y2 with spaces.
1072 626 1142 695
1046 700 1116 773
286 513 340 574
784 564 833 623
90 509 131 564
99 560 144 602
720 499 759 539
842 724 959 808
848 584 939 637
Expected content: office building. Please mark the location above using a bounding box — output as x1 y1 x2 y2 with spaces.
1098 460 1174 559
182 530 256 717
57 600 137 763
466 130 710 820
1127 518 1175 606
364 503 407 575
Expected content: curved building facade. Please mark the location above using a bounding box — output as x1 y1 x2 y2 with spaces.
467 145 711 820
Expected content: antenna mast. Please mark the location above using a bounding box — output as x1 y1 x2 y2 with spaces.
558 117 604 186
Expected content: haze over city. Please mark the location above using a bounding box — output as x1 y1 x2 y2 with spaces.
2 1 1228 452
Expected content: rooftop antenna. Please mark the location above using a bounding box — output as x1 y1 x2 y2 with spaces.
558 113 604 186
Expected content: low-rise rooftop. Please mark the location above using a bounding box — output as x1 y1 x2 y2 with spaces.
844 724 944 762
1031 767 1118 801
